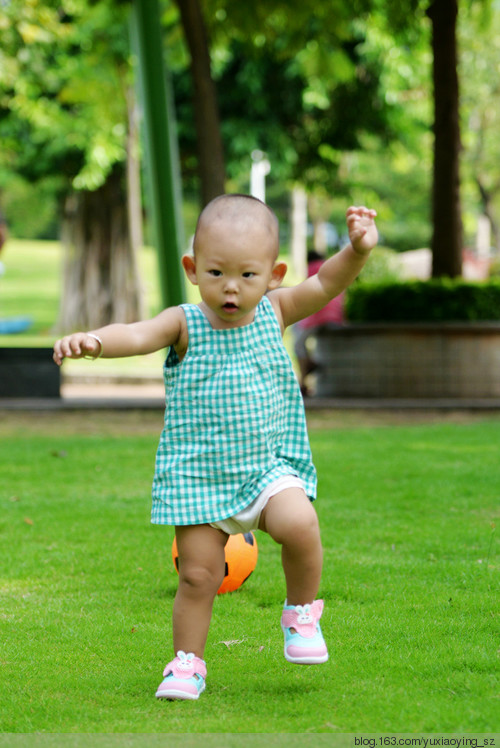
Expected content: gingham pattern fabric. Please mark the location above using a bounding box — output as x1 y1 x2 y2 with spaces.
151 295 317 526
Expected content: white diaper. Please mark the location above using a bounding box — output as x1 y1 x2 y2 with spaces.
210 475 305 535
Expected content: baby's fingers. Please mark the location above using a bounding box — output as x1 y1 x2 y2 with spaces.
52 333 88 365
346 205 377 220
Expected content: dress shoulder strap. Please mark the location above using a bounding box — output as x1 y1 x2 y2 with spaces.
256 295 283 340
180 303 210 332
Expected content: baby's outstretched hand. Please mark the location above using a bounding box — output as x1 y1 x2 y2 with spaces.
53 332 100 366
346 206 378 256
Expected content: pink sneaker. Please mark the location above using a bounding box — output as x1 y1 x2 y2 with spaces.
281 600 329 664
155 651 207 700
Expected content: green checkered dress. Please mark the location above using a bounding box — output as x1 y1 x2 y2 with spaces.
151 295 317 526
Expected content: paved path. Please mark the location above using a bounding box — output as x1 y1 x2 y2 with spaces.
1 378 499 412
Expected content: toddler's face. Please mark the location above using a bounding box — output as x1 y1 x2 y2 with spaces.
183 221 286 329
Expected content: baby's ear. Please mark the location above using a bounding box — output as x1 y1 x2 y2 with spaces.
268 261 287 290
181 254 198 284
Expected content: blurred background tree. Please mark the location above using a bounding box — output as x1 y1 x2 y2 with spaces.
0 0 143 330
0 0 498 330
460 0 500 254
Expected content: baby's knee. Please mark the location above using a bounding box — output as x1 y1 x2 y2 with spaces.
178 560 225 594
278 507 321 548
262 489 320 544
290 508 320 544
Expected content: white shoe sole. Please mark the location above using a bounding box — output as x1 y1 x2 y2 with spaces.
155 683 206 700
284 649 329 665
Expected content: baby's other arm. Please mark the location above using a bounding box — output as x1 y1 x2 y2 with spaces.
53 306 188 365
271 206 377 329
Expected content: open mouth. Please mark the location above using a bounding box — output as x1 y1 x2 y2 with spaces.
222 302 238 312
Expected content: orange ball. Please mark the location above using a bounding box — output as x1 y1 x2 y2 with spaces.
172 531 258 594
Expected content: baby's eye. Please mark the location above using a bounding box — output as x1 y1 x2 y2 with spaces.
242 272 256 278
208 269 222 277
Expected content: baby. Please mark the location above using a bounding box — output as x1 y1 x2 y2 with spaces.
53 194 378 700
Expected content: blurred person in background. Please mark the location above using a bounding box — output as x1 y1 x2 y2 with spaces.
294 250 345 397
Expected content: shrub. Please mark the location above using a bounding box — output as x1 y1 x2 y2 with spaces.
345 279 500 322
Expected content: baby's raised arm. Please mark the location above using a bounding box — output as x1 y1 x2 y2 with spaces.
53 306 187 366
272 206 378 329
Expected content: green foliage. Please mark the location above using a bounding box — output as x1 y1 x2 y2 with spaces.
346 278 500 322
460 2 500 247
489 255 500 278
173 16 395 192
0 0 498 261
0 174 61 239
0 0 130 194
337 140 433 251
354 246 403 284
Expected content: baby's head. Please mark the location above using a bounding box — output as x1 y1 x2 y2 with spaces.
182 194 286 328
192 193 279 262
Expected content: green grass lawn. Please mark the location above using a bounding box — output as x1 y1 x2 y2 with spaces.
0 410 498 734
0 239 163 347
0 240 62 342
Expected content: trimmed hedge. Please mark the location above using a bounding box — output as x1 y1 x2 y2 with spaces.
345 279 500 322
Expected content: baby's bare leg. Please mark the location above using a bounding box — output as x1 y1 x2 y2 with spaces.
258 487 322 605
173 524 228 658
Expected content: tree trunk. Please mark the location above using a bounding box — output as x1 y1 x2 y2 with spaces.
427 0 463 277
56 166 143 333
175 0 226 206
